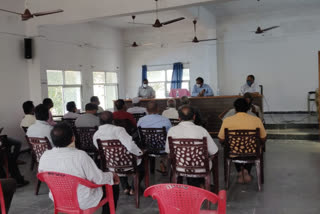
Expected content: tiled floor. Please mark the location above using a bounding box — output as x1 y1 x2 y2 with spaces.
264 113 318 124
8 139 320 214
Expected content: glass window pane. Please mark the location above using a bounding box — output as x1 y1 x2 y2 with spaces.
48 86 63 115
47 70 63 85
105 85 118 110
182 82 189 90
149 82 165 98
93 72 106 84
147 70 165 82
166 83 171 96
106 72 118 84
63 87 82 113
167 70 173 81
65 71 81 85
182 69 190 81
93 85 106 109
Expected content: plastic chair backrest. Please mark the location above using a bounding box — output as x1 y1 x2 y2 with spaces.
75 127 98 154
144 184 226 214
97 139 137 173
132 112 146 123
0 181 6 214
224 128 261 158
168 137 210 176
26 137 52 163
169 119 180 126
138 127 167 154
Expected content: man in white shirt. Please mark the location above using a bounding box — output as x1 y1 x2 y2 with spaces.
75 103 100 128
93 111 144 195
138 79 156 99
240 75 260 95
38 122 120 213
127 97 147 114
91 96 104 113
20 101 36 128
63 101 80 119
165 105 219 187
27 104 54 147
162 99 179 119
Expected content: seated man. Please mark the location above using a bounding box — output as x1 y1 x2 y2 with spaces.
138 101 172 174
93 111 143 196
222 93 263 121
191 77 214 97
180 96 204 126
218 98 267 184
43 98 56 126
27 104 53 147
240 74 260 95
138 79 155 99
0 178 16 213
127 97 147 115
91 96 104 113
75 103 100 128
162 99 179 119
165 105 218 187
63 101 80 119
113 99 137 127
20 101 36 128
38 123 120 213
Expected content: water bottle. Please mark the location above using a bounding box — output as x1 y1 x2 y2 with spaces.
216 88 220 96
176 90 180 97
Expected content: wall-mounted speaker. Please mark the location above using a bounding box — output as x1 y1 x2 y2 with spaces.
24 38 32 59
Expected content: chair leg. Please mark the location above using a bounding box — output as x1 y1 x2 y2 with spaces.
35 179 41 195
226 159 231 190
30 157 35 171
261 155 264 184
213 155 219 194
205 175 211 209
224 156 227 183
144 157 149 188
255 160 262 192
4 156 9 178
134 173 140 208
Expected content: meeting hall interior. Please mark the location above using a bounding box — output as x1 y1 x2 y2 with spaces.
0 0 320 213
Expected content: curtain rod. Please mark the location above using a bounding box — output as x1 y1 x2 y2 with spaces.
146 62 190 67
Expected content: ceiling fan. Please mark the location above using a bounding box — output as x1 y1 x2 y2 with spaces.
0 8 63 21
185 19 217 43
152 0 185 28
254 26 280 34
128 15 152 26
126 41 155 48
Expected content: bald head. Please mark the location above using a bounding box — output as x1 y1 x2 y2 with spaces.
178 105 195 121
99 111 113 125
147 101 158 114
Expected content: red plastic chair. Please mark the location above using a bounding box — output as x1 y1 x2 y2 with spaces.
144 184 226 214
0 181 6 214
37 172 115 214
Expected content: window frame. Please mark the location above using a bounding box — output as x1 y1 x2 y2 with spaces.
46 70 83 115
92 71 119 110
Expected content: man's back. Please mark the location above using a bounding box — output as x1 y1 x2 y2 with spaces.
138 114 172 131
27 120 53 146
38 147 113 210
162 108 179 119
75 114 100 127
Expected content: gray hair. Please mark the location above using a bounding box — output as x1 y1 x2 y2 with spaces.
180 96 190 105
167 99 176 108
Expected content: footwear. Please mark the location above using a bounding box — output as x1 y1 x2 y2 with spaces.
123 188 130 195
237 171 244 184
17 180 30 188
129 189 134 196
243 169 252 183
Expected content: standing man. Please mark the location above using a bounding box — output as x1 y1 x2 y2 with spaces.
138 79 155 99
240 75 260 95
191 77 214 97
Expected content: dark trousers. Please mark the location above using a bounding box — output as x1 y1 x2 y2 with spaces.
177 177 204 188
102 184 119 214
235 163 253 174
119 164 145 191
5 138 22 161
0 178 17 213
0 155 24 184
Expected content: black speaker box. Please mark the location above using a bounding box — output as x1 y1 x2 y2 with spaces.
24 38 32 59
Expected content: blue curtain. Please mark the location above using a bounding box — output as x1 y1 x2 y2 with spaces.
171 62 183 89
142 65 147 84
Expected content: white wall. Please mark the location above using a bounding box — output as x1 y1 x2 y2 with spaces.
216 10 320 111
37 22 125 108
123 24 218 98
0 11 29 141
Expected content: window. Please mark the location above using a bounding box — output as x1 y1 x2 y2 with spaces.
147 68 190 98
93 71 119 110
47 70 82 115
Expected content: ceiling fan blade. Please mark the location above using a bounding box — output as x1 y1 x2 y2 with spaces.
128 22 153 26
198 38 217 42
161 17 185 26
33 9 63 17
0 8 23 15
262 26 280 32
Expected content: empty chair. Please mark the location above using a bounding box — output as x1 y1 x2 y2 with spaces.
75 127 98 160
168 137 219 194
98 139 142 208
224 128 264 191
144 183 226 214
37 171 115 214
26 136 52 195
